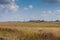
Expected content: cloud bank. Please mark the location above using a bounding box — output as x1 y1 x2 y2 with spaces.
39 9 60 21
0 0 19 11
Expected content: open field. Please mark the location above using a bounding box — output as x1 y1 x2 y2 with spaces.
0 22 60 27
0 22 60 40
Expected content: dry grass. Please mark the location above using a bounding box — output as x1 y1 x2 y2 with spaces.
0 28 59 40
0 22 59 40
0 22 60 27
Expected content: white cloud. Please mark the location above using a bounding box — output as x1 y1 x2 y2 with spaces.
56 10 60 13
39 9 60 21
9 4 19 11
24 7 28 10
42 10 52 14
0 0 19 11
28 5 33 9
41 10 54 17
23 5 33 10
42 11 46 13
0 5 5 8
48 10 52 13
12 0 15 2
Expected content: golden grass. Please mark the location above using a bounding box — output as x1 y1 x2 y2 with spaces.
0 28 59 40
0 22 60 27
0 22 59 40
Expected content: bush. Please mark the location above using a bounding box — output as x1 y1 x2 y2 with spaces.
55 20 60 22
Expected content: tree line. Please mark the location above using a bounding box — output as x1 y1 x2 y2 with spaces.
29 20 60 22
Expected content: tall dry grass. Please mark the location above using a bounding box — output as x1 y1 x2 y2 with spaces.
0 28 60 40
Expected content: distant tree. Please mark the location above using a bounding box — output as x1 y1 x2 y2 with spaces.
29 20 45 22
40 20 45 22
55 20 60 22
29 20 40 22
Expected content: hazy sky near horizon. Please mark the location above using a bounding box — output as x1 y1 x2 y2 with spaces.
0 0 60 21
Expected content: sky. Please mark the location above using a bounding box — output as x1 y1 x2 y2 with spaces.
0 0 60 22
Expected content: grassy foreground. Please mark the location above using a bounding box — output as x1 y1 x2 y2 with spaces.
0 22 60 40
0 28 59 40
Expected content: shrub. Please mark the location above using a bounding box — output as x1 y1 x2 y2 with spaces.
55 20 60 22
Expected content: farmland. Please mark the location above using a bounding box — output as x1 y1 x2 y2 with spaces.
0 22 60 27
0 22 60 40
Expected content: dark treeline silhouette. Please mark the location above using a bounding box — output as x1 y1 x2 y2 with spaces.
55 20 60 22
29 20 60 22
29 20 45 22
2 20 60 22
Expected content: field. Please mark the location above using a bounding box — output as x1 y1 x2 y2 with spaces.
0 22 60 40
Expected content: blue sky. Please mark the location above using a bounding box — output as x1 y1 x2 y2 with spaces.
0 0 60 22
